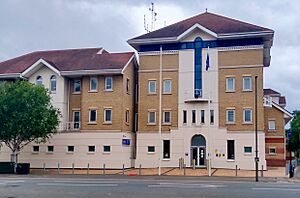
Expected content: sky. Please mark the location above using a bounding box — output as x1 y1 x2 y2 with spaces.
0 0 299 111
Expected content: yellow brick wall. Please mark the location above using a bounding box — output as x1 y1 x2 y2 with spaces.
264 106 285 136
219 49 264 66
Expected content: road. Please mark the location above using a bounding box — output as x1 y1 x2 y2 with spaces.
0 175 300 198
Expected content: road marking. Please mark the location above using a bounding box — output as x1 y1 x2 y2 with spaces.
37 183 118 187
53 180 128 184
252 188 300 191
148 183 225 189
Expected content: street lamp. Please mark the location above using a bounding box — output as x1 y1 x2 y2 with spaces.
254 76 259 182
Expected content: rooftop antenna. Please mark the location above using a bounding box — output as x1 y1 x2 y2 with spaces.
144 2 158 32
206 8 208 12
144 14 149 33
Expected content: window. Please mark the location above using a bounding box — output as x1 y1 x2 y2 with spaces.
126 78 130 93
148 146 155 153
183 110 187 124
73 111 80 129
32 146 39 153
89 109 97 123
227 140 235 160
125 110 129 123
200 110 205 124
36 76 43 86
163 79 172 94
243 109 252 123
226 109 235 123
88 146 96 153
163 111 171 124
268 120 276 130
163 140 170 159
74 80 81 93
192 110 196 124
226 77 235 92
148 111 156 124
105 76 113 91
244 146 252 154
89 77 98 91
243 76 252 91
67 145 74 153
148 80 156 94
103 145 111 153
210 110 214 124
50 75 57 92
104 109 112 123
47 146 54 153
269 147 276 155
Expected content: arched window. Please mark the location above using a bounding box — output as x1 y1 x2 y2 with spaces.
50 75 57 92
36 76 43 86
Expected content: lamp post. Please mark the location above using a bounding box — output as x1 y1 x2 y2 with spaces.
254 76 259 182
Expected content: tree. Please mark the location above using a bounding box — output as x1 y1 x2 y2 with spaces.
0 80 60 167
289 110 300 157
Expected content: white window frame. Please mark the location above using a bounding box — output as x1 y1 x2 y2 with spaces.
104 108 112 123
243 108 252 124
148 80 156 94
103 145 111 153
89 109 97 123
32 145 40 153
148 111 156 125
105 76 113 91
163 111 172 125
243 76 252 91
269 147 277 155
89 77 98 92
67 145 75 153
88 145 96 153
244 146 252 154
73 79 81 93
226 77 235 92
50 75 57 93
163 79 172 94
268 120 276 131
47 145 54 153
226 109 235 124
147 146 155 153
36 76 43 86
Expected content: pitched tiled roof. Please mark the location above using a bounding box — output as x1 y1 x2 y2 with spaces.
264 88 280 96
0 48 134 74
129 12 273 41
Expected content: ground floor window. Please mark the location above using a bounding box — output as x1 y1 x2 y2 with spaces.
227 140 235 160
88 145 96 153
163 140 170 159
32 146 39 153
269 147 276 155
148 146 155 153
47 146 54 153
67 145 75 153
103 145 111 153
244 146 252 154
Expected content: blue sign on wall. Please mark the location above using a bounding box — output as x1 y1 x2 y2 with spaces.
122 139 130 146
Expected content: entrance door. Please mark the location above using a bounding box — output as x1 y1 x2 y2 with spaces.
191 147 205 166
199 147 205 166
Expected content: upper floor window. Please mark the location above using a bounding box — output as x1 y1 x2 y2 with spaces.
163 79 172 94
183 110 187 124
226 109 235 124
89 109 97 123
148 80 156 94
163 111 171 124
200 110 205 124
105 76 113 91
243 109 252 123
192 110 196 124
50 75 57 92
89 77 98 92
104 108 112 123
126 78 130 94
148 111 156 124
74 79 81 93
125 110 129 123
36 76 43 86
226 77 235 92
243 76 252 91
268 120 276 131
210 110 214 124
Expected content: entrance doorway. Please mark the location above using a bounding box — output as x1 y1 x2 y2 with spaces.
191 135 206 167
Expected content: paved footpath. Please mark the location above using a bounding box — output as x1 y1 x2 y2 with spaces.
0 175 300 198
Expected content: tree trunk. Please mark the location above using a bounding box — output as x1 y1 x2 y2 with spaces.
10 150 18 173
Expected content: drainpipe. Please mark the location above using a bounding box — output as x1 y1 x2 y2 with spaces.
158 45 163 176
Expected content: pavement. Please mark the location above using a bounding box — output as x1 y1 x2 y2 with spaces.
0 175 300 198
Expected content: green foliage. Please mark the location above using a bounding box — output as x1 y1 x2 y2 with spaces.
288 110 300 153
0 80 60 154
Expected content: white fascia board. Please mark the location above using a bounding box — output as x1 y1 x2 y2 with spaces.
177 23 218 40
121 54 135 74
272 101 293 118
0 73 21 79
21 58 61 78
218 31 274 39
61 69 123 76
127 37 177 44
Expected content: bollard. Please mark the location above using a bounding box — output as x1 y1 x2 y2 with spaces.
103 164 106 175
261 165 264 177
87 163 90 175
139 164 142 175
122 164 125 175
235 165 238 176
58 163 60 175
183 164 186 176
193 159 196 170
43 163 46 174
72 163 74 175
